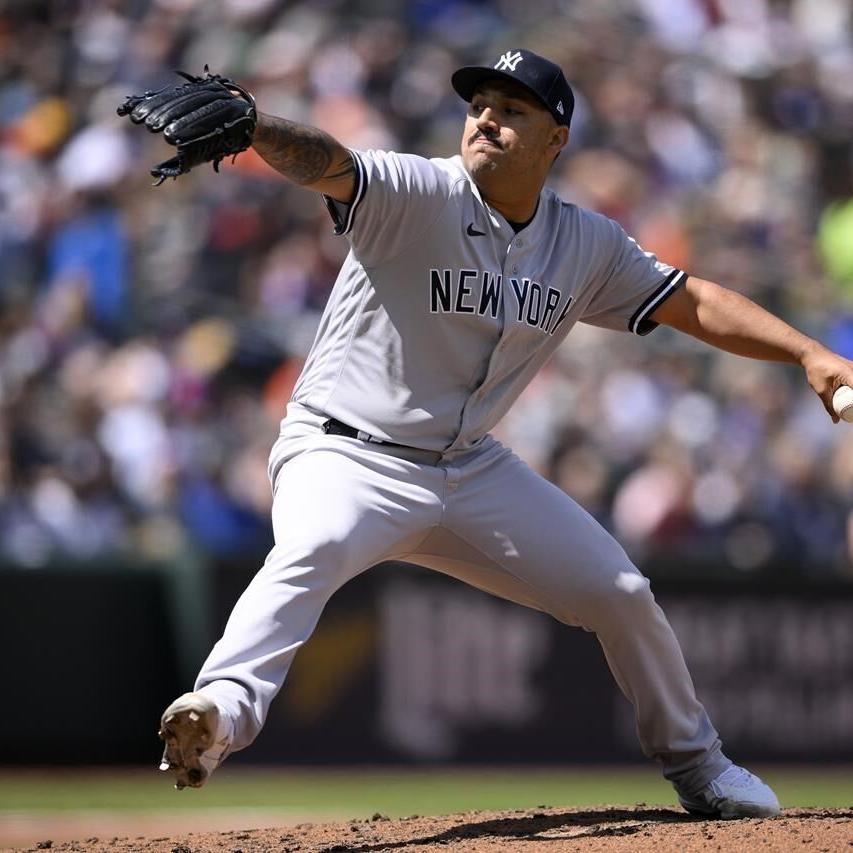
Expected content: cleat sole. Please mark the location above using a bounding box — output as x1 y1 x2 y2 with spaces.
157 693 220 790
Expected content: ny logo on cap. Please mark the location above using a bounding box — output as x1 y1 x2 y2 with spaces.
556 101 564 115
495 50 523 72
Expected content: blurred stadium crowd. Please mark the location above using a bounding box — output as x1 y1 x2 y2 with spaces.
1 0 852 574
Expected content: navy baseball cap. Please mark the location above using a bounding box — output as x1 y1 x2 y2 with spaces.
452 49 574 127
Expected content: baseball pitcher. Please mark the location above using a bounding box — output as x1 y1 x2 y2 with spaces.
119 50 853 818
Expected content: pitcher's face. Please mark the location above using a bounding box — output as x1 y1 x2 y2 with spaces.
461 80 566 183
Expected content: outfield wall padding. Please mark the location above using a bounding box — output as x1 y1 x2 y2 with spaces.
2 561 852 764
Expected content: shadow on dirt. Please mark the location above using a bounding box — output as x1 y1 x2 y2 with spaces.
320 807 703 851
779 809 853 820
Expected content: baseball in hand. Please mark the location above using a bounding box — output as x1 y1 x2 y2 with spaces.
832 385 853 422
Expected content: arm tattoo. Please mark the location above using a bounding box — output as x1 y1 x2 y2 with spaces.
252 113 354 186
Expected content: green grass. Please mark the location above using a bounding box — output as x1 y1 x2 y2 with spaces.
0 766 850 816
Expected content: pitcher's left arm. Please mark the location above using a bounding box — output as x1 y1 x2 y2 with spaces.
650 275 853 422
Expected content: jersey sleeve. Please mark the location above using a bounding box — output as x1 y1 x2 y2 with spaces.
322 149 453 267
580 216 687 335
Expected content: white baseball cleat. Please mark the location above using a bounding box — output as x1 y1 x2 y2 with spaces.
158 692 233 790
676 765 781 819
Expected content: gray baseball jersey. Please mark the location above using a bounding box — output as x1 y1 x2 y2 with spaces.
292 149 686 452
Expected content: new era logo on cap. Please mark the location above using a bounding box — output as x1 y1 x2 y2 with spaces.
451 48 575 128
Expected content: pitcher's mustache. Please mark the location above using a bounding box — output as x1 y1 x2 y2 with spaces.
470 131 502 149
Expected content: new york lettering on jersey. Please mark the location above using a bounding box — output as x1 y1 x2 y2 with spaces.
429 269 573 336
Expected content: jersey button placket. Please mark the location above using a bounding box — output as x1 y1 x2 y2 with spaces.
508 239 521 276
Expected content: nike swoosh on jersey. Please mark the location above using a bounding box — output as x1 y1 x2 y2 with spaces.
466 223 486 237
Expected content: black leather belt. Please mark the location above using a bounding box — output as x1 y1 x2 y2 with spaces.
321 417 416 452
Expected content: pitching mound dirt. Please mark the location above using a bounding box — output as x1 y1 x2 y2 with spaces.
16 805 853 852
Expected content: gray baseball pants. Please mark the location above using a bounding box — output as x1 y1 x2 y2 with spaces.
195 403 730 792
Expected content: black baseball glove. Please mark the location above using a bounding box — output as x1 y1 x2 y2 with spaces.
117 66 257 185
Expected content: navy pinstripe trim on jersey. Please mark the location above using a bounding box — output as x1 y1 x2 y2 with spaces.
322 151 368 237
341 151 367 235
629 269 687 335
